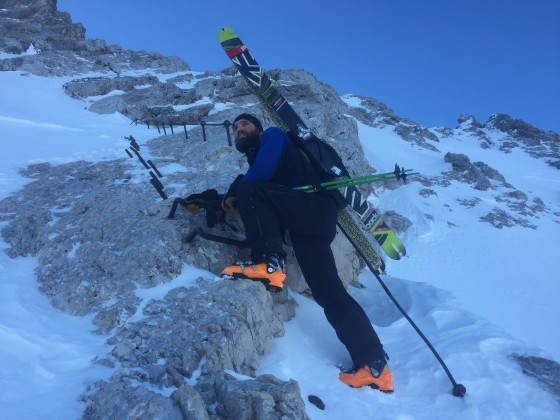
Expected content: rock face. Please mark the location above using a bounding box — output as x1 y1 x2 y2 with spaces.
1 0 85 57
488 113 560 168
80 280 301 419
443 152 507 191
0 0 188 76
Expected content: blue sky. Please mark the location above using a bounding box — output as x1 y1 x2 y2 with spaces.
57 0 560 133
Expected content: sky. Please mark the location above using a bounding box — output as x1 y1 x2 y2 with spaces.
1 69 559 418
56 0 560 134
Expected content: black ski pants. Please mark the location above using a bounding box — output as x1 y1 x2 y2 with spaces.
236 181 385 366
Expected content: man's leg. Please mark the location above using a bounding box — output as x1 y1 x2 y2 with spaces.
236 181 285 261
234 181 393 389
222 182 288 290
290 234 386 366
240 182 386 364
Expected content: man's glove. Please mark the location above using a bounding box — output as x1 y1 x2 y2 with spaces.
180 189 224 227
180 189 220 213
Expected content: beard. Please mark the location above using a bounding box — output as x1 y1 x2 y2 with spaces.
235 130 260 153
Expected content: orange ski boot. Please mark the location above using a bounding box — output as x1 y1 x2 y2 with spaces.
339 359 394 392
221 256 286 292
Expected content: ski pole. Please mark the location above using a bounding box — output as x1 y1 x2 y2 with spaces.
296 170 408 191
303 169 417 190
325 171 418 190
371 270 467 397
294 170 418 193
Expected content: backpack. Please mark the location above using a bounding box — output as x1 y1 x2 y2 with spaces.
287 132 349 181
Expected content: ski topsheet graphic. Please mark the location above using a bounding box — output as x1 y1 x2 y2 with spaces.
218 26 406 266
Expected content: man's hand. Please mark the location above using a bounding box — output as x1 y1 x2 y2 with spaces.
221 196 238 213
221 174 244 213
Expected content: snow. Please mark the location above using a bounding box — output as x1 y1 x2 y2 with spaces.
172 96 213 112
0 252 110 418
348 117 560 361
0 70 153 419
0 43 39 60
1 70 559 419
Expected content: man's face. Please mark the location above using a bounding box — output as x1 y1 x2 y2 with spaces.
233 119 262 153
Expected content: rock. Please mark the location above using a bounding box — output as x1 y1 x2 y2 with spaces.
214 373 310 420
479 208 536 230
0 0 189 76
382 210 412 234
82 280 293 418
172 385 210 420
81 369 184 420
511 354 560 404
444 152 505 191
307 395 326 410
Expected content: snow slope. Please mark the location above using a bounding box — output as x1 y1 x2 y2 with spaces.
350 109 560 362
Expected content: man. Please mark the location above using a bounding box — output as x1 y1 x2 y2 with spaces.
188 113 393 392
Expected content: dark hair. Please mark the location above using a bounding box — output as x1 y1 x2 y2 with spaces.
233 113 263 132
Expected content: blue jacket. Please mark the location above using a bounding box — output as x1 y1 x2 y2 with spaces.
241 127 290 184
239 127 321 188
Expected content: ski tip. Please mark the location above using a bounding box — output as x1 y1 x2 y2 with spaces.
218 26 236 42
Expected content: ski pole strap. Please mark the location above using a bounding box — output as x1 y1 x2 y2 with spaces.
294 169 418 193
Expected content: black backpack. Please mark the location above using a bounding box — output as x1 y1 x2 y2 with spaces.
287 132 349 181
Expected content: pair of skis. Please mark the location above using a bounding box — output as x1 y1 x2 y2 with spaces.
218 27 406 266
